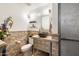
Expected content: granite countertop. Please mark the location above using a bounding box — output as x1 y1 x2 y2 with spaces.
32 34 59 42
0 40 7 47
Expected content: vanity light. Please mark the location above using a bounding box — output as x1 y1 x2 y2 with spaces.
23 13 31 23
30 13 36 20
43 8 50 15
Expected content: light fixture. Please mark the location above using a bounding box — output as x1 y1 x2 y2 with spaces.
43 8 50 15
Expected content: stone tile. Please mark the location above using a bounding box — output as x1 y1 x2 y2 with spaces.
4 31 28 56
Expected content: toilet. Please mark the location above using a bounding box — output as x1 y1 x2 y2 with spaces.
21 37 33 56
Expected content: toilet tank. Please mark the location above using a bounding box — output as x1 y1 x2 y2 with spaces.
29 37 33 44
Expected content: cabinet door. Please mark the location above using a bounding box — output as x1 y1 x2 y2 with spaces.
34 39 50 53
59 3 79 56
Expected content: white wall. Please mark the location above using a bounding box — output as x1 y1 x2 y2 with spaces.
0 3 58 33
0 3 30 31
52 3 58 34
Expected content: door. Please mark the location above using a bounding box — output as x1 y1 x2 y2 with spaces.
59 3 79 56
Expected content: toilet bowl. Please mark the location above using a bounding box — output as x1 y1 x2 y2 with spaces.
21 37 33 56
21 44 32 52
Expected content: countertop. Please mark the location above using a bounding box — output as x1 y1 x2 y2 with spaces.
32 35 59 42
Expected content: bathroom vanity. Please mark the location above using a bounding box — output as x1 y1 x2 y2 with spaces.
31 34 59 56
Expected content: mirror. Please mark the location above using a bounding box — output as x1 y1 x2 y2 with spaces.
28 3 52 33
40 4 52 33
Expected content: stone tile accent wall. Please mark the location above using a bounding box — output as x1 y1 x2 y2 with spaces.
4 31 28 56
1 31 59 56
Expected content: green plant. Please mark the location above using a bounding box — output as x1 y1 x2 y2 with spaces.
0 16 13 40
0 30 7 40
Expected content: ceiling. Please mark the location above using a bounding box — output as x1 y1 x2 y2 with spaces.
24 3 52 14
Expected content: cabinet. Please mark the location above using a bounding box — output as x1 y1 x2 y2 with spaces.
0 40 7 56
32 36 59 56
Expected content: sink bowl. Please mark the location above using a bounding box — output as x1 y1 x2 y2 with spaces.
39 32 48 38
